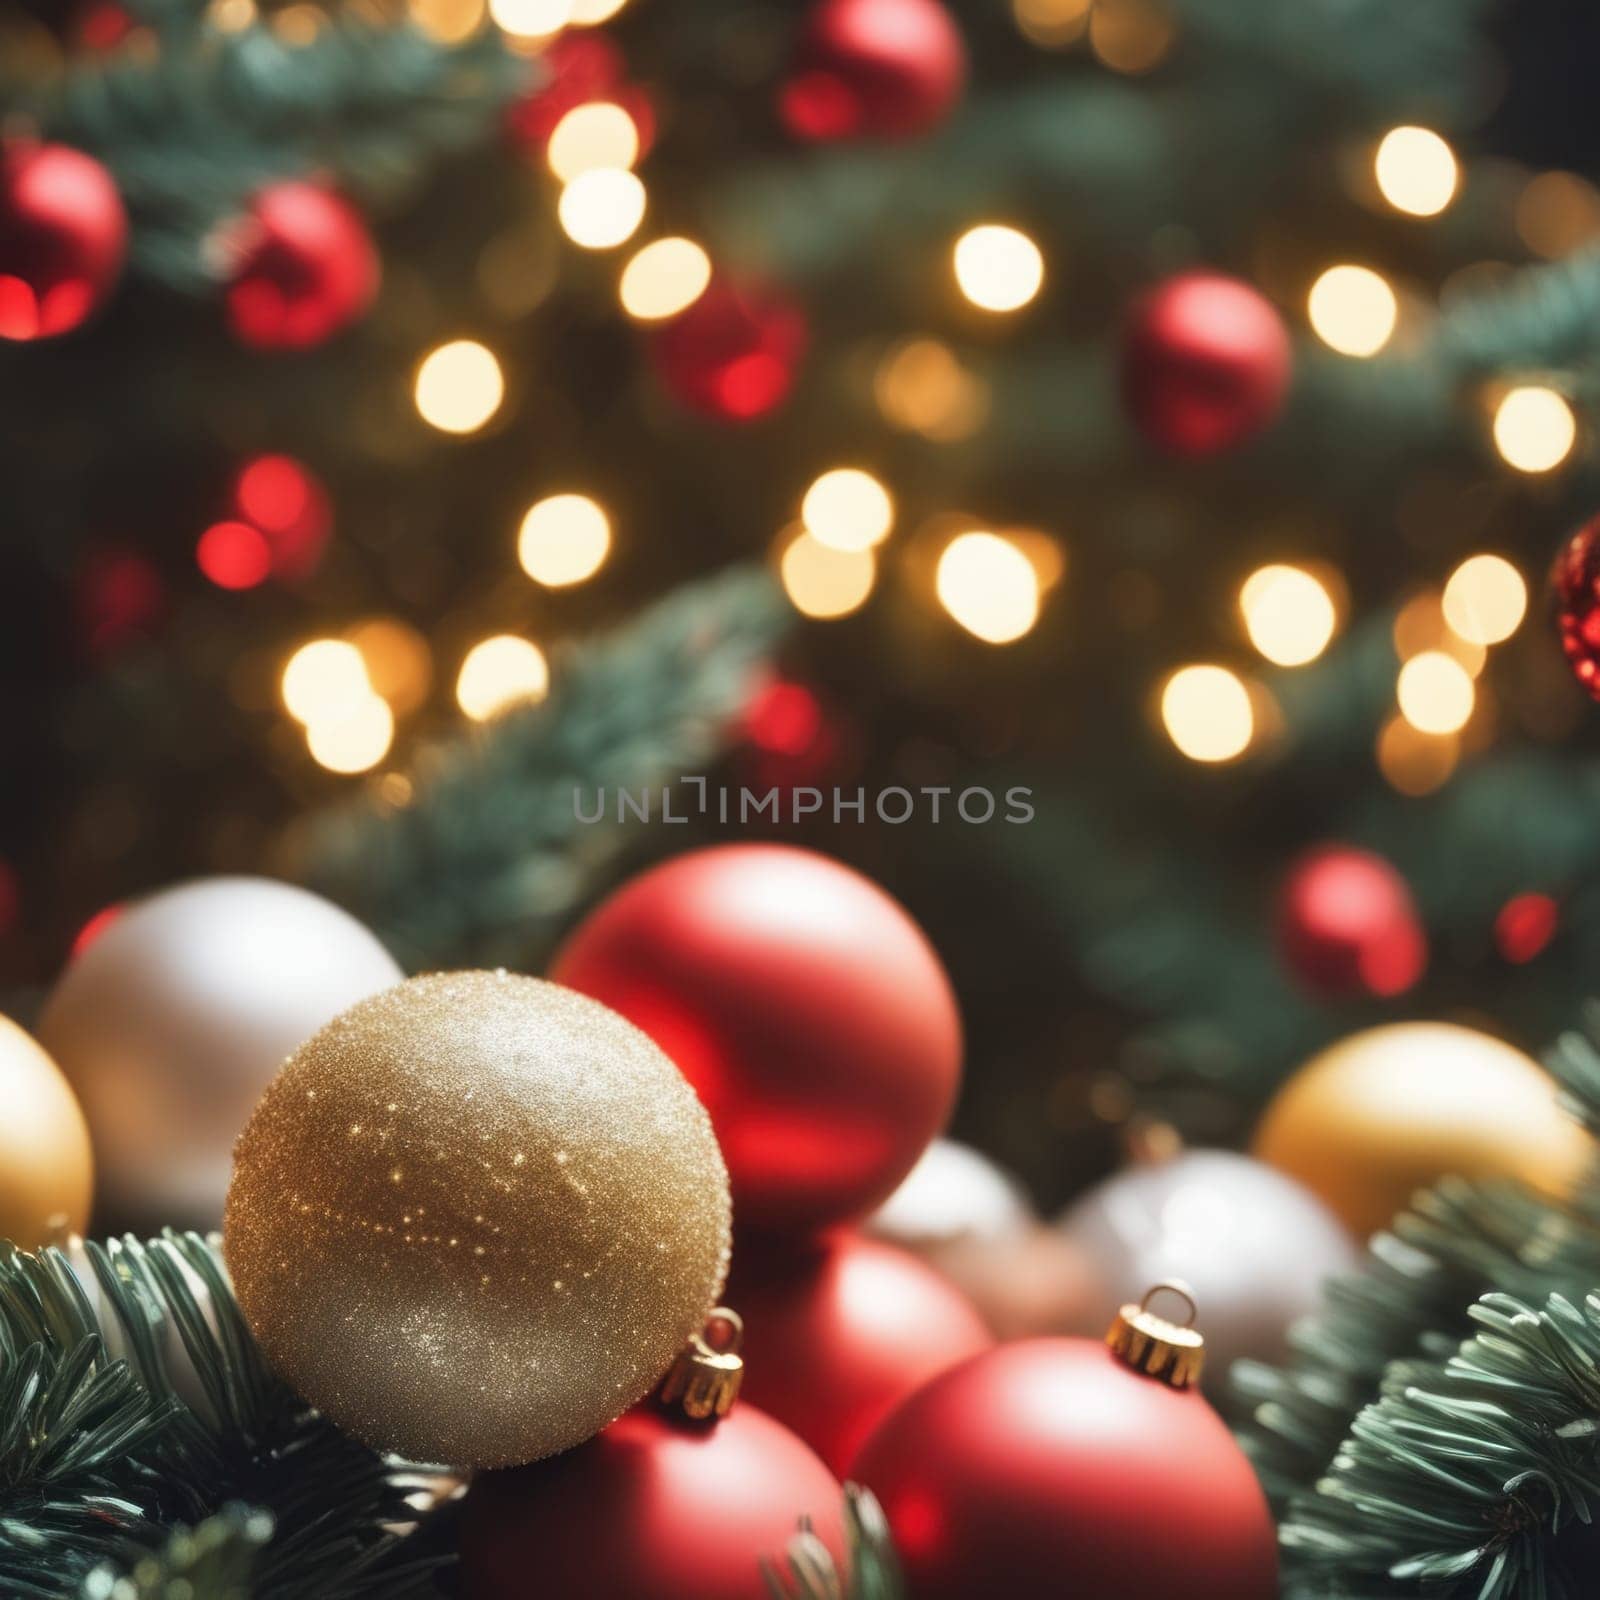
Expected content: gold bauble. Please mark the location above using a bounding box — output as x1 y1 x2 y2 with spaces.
224 971 731 1467
1253 1021 1591 1240
0 1014 93 1248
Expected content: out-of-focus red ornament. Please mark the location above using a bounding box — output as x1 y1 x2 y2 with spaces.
780 0 966 142
551 844 962 1235
650 279 807 422
1552 514 1600 699
223 181 378 350
853 1310 1278 1600
729 1233 991 1475
739 676 845 792
1122 272 1291 457
75 0 133 48
74 546 166 660
459 1402 845 1600
506 33 621 147
0 143 127 341
233 454 333 581
1277 844 1427 999
1495 892 1559 964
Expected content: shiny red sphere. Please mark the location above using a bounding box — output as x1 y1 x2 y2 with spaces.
224 181 378 350
0 143 126 340
780 0 966 143
1278 844 1427 999
459 1404 845 1600
1123 271 1291 456
1553 514 1600 700
853 1339 1278 1600
553 845 961 1234
731 1232 991 1475
649 278 808 422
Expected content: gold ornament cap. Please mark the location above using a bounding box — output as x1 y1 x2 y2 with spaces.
658 1308 744 1422
1106 1281 1205 1390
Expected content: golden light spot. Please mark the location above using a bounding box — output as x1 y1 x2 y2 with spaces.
619 237 712 320
456 636 550 720
306 695 394 775
778 529 876 619
1492 385 1576 473
1239 564 1338 667
1013 0 1090 47
935 532 1042 644
1397 650 1475 735
415 340 505 434
1442 554 1527 646
547 103 639 182
517 494 612 587
1515 171 1600 260
954 225 1045 313
570 0 626 19
346 619 433 715
1374 126 1458 217
407 0 485 41
874 338 988 441
801 469 894 553
1088 0 1176 74
1161 665 1254 762
488 0 569 37
1394 590 1486 677
283 640 371 725
1308 265 1398 357
1377 714 1458 796
558 169 647 250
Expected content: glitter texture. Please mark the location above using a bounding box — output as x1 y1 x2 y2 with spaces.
223 970 732 1467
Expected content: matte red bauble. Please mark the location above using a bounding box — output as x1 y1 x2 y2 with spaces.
1553 513 1600 700
780 0 966 143
1278 844 1426 999
730 1233 991 1476
459 1403 845 1600
649 279 808 422
224 181 378 350
0 143 126 340
551 844 962 1234
1123 271 1291 456
854 1333 1278 1600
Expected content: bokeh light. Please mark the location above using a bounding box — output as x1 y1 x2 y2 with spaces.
936 532 1042 644
1397 649 1475 735
1516 171 1600 260
547 103 639 181
558 168 647 250
1442 554 1527 646
407 0 485 42
488 0 568 37
1161 665 1254 762
1374 126 1458 217
282 639 372 725
778 529 876 619
1492 385 1576 473
953 225 1045 313
1307 265 1398 357
456 635 550 720
619 237 712 320
1088 0 1177 74
1394 589 1486 677
874 338 988 440
415 340 505 434
1376 714 1458 796
346 619 433 714
1013 0 1089 47
571 0 627 18
801 469 894 553
518 493 612 586
196 521 272 590
1495 892 1559 964
1238 564 1338 666
307 695 394 775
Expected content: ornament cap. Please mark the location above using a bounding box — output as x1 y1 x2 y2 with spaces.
658 1308 745 1422
1106 1281 1205 1389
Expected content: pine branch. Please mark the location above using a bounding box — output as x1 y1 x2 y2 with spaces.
763 1488 903 1600
288 566 793 971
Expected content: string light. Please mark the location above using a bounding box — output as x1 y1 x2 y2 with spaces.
1013 0 1089 47
1238 564 1338 666
406 0 485 42
558 169 647 250
570 0 628 18
1442 554 1527 646
1376 714 1458 796
1516 171 1600 260
306 695 394 775
1307 265 1398 357
196 521 272 590
935 532 1041 643
414 340 505 434
619 237 711 320
1492 385 1576 473
874 339 988 440
346 619 433 714
456 635 550 720
1088 0 1177 74
518 494 612 586
1397 650 1474 735
801 469 894 553
547 103 639 182
778 529 876 619
1161 665 1254 763
282 639 372 725
953 225 1045 313
488 0 569 37
1374 127 1458 217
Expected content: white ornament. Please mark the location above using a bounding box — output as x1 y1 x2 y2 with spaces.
868 1138 1034 1249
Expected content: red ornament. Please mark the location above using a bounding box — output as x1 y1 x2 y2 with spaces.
1553 513 1600 699
1277 845 1427 999
233 453 333 581
223 181 378 350
506 33 623 148
459 1403 845 1600
650 279 807 422
853 1336 1278 1600
729 1232 991 1475
738 676 846 793
551 844 962 1235
1495 892 1559 964
0 143 126 341
1122 272 1291 456
780 0 966 143
74 545 166 660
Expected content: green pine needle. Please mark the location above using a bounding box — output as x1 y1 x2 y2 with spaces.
763 1487 903 1600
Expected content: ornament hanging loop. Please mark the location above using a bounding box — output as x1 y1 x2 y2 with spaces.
1106 1279 1205 1390
659 1307 745 1421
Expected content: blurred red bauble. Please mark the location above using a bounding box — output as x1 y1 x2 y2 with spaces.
650 279 807 422
459 1403 845 1600
1495 891 1559 964
223 181 378 350
738 677 846 793
1552 513 1600 699
74 545 166 660
729 1233 991 1475
1278 844 1427 999
506 33 622 148
233 453 333 581
551 844 962 1235
1123 272 1291 456
780 0 966 142
0 143 126 341
853 1337 1278 1600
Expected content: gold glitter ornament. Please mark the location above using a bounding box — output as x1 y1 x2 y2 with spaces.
223 970 732 1468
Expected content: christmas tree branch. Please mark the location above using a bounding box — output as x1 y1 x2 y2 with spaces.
764 1487 903 1600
